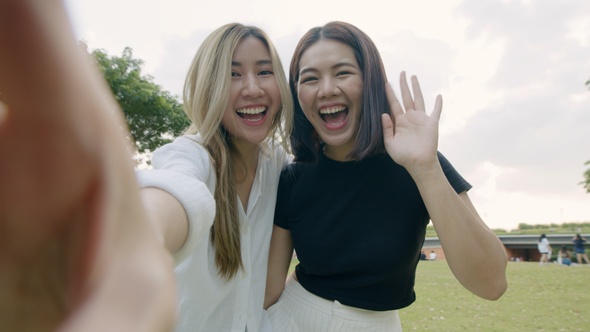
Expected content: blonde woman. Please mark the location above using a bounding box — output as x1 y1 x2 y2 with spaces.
137 23 293 331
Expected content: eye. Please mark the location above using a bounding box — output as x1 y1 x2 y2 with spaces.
299 75 317 84
231 71 241 77
336 71 352 77
259 69 274 76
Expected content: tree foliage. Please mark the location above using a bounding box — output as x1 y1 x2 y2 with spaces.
514 222 590 234
91 47 189 155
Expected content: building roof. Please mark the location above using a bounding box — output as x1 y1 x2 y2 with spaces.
423 234 588 249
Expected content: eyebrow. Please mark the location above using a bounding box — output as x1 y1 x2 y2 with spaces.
299 61 357 76
231 59 273 67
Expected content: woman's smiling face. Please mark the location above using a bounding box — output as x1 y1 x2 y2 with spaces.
221 35 281 146
296 39 363 161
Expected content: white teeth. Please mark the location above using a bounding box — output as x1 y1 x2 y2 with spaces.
319 106 346 114
237 107 266 114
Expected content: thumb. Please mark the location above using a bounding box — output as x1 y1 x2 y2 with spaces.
381 113 394 141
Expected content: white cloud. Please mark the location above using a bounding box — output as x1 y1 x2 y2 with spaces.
566 14 590 47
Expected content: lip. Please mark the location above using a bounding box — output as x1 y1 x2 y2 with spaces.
236 105 268 126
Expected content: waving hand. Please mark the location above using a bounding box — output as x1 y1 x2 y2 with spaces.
381 72 442 172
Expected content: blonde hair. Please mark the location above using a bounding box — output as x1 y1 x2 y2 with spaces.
183 23 292 279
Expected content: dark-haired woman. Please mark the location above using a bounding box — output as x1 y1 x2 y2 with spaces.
573 234 590 264
264 21 507 331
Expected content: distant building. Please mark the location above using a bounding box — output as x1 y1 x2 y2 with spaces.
422 234 587 262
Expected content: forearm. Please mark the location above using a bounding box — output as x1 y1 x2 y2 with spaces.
409 163 507 300
264 226 293 309
141 188 188 254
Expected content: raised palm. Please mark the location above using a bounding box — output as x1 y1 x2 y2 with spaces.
381 72 442 172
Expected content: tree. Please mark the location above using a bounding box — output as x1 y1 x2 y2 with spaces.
91 47 189 158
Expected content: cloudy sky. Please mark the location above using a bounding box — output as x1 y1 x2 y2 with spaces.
64 0 590 231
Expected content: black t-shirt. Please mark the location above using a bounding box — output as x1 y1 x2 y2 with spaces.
274 151 471 311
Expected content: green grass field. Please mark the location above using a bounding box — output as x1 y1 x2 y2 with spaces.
288 260 590 331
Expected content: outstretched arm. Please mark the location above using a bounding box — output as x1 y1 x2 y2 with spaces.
381 72 507 300
0 1 176 331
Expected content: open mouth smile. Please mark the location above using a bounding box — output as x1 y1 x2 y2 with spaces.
236 106 268 123
319 105 348 128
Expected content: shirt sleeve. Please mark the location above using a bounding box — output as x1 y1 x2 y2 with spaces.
273 163 299 230
136 136 216 263
437 151 472 194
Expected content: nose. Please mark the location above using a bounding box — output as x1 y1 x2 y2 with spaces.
241 75 264 98
318 78 340 99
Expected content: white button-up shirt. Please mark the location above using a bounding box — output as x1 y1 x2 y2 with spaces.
137 134 289 332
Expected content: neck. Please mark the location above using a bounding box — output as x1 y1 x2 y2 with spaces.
231 139 260 178
323 142 355 162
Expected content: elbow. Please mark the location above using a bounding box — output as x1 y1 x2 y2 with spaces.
463 260 508 301
482 278 508 301
478 249 509 301
474 273 508 301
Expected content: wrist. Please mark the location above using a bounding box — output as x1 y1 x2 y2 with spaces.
405 159 444 186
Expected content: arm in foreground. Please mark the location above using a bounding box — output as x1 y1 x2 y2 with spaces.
0 1 176 331
381 72 507 300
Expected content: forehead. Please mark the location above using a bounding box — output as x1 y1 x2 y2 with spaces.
232 36 270 62
299 39 357 70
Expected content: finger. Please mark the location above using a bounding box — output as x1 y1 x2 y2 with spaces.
431 94 443 121
381 113 394 140
385 82 403 118
0 0 90 123
399 71 414 111
411 75 425 111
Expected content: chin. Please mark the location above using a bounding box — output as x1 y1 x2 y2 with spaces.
240 132 271 145
319 133 354 147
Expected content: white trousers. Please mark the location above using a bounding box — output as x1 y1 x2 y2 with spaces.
267 275 402 332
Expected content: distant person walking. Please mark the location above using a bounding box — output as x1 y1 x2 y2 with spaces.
537 234 552 265
573 234 590 265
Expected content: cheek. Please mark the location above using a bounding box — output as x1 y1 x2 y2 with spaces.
227 86 241 107
265 81 282 107
222 98 242 124
297 89 314 110
350 81 364 102
220 109 235 131
270 86 282 108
